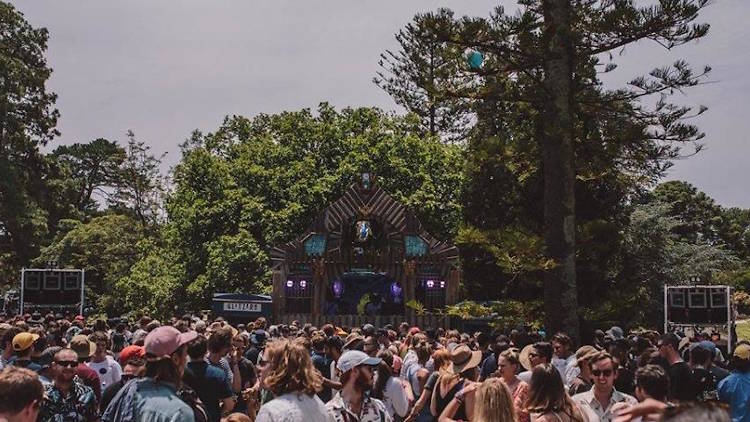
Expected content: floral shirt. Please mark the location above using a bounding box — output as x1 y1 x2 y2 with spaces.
39 377 99 422
326 392 392 422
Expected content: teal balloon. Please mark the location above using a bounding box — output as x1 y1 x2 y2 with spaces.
467 50 483 69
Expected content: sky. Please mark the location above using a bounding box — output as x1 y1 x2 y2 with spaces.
11 0 750 208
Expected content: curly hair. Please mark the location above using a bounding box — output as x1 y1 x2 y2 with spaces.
262 338 322 396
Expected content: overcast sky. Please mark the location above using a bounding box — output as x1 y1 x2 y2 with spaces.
12 0 750 208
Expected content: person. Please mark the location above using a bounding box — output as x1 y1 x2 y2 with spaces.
526 363 593 422
0 327 22 369
614 399 731 422
440 377 517 422
519 342 553 383
102 325 198 422
496 348 530 422
568 346 597 396
311 332 333 403
87 331 123 390
100 357 146 412
0 366 45 422
405 348 450 422
230 334 255 414
690 343 720 402
718 343 750 422
633 364 669 403
208 327 242 394
324 335 344 388
255 338 334 422
658 333 695 402
572 351 637 422
69 334 103 405
184 335 234 422
326 349 391 422
432 344 481 422
372 350 409 420
10 332 42 372
38 348 99 422
552 333 576 386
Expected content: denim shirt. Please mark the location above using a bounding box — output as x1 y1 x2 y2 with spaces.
102 377 195 422
719 371 750 422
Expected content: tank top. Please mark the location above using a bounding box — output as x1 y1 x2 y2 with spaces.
435 379 466 421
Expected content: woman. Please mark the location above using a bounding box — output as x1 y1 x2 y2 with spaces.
372 350 410 421
255 338 334 422
433 344 481 422
525 364 591 422
405 348 450 422
497 348 530 422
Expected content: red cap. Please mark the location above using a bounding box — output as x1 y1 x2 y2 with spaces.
75 315 85 321
119 345 146 365
408 327 421 336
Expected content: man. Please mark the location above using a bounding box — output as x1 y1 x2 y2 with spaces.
207 328 241 394
0 327 22 369
10 332 42 373
552 332 576 386
102 326 197 422
38 348 98 422
69 334 103 404
718 343 750 422
658 333 695 402
311 332 333 402
0 367 45 422
690 343 720 402
362 336 379 358
518 342 553 383
184 335 234 422
568 345 598 395
87 331 122 390
325 335 344 387
100 357 146 412
634 364 669 403
572 351 637 422
325 350 391 422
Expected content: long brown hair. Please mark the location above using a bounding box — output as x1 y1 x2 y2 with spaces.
474 378 517 422
525 364 584 421
262 339 322 396
372 350 394 400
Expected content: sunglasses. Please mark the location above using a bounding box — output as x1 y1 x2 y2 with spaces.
55 360 78 368
592 369 614 377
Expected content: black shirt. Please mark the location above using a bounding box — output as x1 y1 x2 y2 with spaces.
669 361 696 401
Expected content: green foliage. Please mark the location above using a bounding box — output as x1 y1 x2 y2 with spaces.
0 2 60 279
405 299 426 316
165 104 464 310
444 300 544 331
34 215 143 314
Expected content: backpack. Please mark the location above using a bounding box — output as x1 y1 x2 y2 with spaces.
692 367 719 402
177 386 209 422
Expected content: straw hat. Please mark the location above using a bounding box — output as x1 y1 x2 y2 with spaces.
450 344 482 374
519 344 535 371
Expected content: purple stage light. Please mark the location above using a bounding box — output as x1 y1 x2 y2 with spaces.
332 279 344 298
286 280 294 288
390 282 403 298
440 281 445 289
299 280 307 289
426 280 435 289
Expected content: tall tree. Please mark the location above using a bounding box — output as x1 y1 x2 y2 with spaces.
380 0 710 338
374 9 472 141
0 2 59 280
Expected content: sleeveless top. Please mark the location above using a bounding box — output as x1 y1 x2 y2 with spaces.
435 379 466 421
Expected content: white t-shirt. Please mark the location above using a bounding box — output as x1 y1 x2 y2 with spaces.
382 377 409 419
256 392 335 422
87 355 122 389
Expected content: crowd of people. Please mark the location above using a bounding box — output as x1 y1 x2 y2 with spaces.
0 311 746 421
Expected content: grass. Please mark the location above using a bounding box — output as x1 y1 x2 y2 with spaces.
737 320 750 341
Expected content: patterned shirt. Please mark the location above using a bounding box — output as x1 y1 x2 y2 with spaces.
326 392 392 422
572 388 637 422
39 377 99 422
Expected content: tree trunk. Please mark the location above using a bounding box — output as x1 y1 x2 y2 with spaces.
540 0 580 342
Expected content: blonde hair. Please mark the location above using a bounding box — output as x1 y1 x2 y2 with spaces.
262 339 322 396
474 378 517 422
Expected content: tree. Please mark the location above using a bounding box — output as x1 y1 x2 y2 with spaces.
374 9 472 141
109 131 166 228
379 1 710 339
167 104 464 309
50 138 126 215
0 2 59 280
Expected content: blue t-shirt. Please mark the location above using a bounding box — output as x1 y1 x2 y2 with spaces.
185 361 233 422
719 371 750 422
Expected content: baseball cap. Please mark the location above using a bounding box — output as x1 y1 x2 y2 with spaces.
336 350 381 373
606 326 624 340
145 326 198 358
70 335 96 360
734 344 750 360
119 345 146 365
12 332 40 352
39 346 63 369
